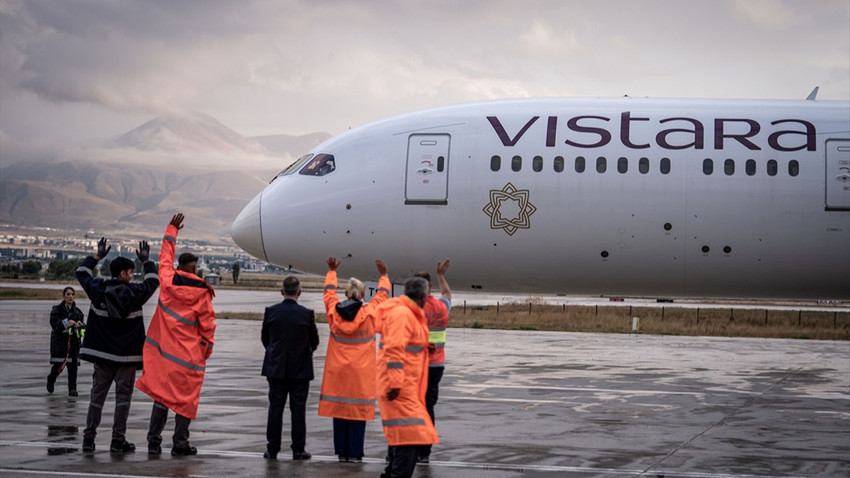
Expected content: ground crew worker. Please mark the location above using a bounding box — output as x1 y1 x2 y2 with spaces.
318 256 391 463
136 213 216 457
377 276 439 478
76 238 159 454
47 286 85 396
414 258 451 463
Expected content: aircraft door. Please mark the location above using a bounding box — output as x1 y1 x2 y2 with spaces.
405 134 450 205
825 139 850 210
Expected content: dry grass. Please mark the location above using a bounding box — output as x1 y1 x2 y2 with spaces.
0 287 88 300
451 302 850 340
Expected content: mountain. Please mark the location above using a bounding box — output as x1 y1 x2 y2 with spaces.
0 113 333 242
114 112 270 155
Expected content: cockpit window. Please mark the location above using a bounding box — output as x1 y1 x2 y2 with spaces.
271 154 314 183
299 153 336 176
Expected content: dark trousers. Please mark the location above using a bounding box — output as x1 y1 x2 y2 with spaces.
48 362 78 392
84 362 136 442
385 445 418 478
419 366 444 459
266 378 309 455
147 401 191 448
333 417 365 458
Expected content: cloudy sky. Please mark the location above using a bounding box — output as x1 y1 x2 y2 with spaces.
1 0 848 162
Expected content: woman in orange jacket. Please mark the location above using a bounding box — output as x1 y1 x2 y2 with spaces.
318 256 390 462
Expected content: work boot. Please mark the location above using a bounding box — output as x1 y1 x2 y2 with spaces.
148 443 162 455
292 451 311 460
109 439 135 453
82 439 95 453
171 445 198 456
69 390 78 397
46 375 55 394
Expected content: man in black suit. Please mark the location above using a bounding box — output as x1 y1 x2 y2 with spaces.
261 276 320 460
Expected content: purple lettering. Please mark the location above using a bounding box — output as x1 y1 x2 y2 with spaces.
657 117 705 150
565 116 611 148
621 112 650 149
714 119 761 150
768 119 816 152
487 116 539 146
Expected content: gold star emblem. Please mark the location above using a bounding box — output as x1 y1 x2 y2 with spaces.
483 182 537 236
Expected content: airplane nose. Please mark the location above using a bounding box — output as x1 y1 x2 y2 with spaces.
230 192 267 262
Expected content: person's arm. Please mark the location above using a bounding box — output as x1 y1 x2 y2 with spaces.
323 257 341 326
307 310 319 352
49 305 69 333
198 294 216 360
159 214 183 285
436 258 451 301
261 308 271 348
132 243 160 307
75 237 110 294
382 309 409 399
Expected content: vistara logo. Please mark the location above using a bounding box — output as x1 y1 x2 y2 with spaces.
483 182 537 236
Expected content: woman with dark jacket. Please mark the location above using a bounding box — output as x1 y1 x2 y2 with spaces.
48 286 85 396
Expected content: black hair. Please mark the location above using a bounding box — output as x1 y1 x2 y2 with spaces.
282 276 301 296
413 270 431 285
404 277 428 302
110 256 135 277
178 252 199 266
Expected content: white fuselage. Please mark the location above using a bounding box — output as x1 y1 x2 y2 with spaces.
232 97 850 300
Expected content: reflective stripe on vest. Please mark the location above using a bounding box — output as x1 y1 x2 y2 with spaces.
145 337 205 372
382 417 427 427
319 394 376 406
330 331 375 345
163 234 177 244
387 362 404 369
80 347 142 363
405 345 424 353
157 299 199 327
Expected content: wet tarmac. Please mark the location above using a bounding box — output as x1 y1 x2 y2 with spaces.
1 298 848 478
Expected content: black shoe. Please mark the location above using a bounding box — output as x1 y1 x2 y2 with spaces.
46 376 55 394
292 451 311 460
263 451 277 460
171 445 197 456
69 390 78 397
349 456 363 463
418 456 430 463
82 439 95 453
109 439 135 453
338 455 348 462
148 443 162 455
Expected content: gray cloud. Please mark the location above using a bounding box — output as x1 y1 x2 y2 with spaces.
1 0 847 157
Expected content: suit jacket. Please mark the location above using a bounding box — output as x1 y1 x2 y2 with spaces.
261 298 319 380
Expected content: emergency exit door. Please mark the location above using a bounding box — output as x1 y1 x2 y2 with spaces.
405 134 450 205
825 139 850 210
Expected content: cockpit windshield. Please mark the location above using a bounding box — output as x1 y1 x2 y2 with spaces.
271 154 314 183
299 153 336 176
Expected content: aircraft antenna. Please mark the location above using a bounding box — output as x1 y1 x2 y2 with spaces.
806 86 819 101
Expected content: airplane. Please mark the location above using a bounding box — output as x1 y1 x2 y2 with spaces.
231 92 850 300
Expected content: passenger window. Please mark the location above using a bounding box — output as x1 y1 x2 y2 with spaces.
746 159 756 176
724 159 735 176
554 156 564 173
638 157 649 174
533 155 543 172
617 157 628 174
490 155 501 172
596 157 607 173
299 153 336 176
788 160 799 177
767 159 778 177
512 155 522 172
575 156 586 173
703 158 714 175
660 157 671 174
272 154 313 182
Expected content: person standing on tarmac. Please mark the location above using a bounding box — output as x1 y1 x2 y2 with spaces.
47 286 85 396
318 256 391 463
136 213 217 457
76 237 159 454
415 258 451 463
261 276 319 461
377 276 439 478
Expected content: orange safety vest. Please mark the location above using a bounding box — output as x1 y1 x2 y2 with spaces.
425 295 450 367
318 270 390 421
377 296 439 446
136 223 216 420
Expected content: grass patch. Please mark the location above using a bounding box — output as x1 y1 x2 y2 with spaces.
0 287 88 300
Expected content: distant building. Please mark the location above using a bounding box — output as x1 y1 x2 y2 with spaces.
204 273 221 285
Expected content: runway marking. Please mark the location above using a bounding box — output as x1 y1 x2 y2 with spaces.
0 441 817 478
